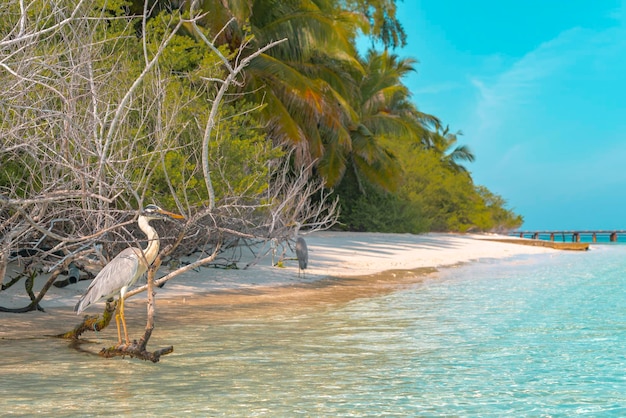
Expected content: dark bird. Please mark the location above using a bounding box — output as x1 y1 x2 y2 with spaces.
294 222 308 277
74 205 184 345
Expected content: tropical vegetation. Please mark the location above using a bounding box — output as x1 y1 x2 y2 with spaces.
176 0 522 232
1 0 522 247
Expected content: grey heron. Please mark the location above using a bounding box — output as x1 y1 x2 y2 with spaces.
293 222 308 277
74 204 184 346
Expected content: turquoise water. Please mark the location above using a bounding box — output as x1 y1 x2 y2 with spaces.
2 245 625 416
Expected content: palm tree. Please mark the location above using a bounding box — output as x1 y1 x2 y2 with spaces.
333 49 438 193
341 0 407 49
423 124 475 174
193 0 362 171
188 1 431 189
129 1 415 191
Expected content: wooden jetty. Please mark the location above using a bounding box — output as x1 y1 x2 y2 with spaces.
511 230 626 243
489 238 589 251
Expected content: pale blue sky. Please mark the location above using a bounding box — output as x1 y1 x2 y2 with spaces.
388 1 626 230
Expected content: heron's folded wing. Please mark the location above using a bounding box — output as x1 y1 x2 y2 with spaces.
75 247 140 312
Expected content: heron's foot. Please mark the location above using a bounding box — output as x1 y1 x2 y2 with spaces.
116 339 140 351
113 342 128 350
115 340 135 350
129 340 140 351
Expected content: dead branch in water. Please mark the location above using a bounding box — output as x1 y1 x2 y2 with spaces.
99 344 174 363
58 300 116 340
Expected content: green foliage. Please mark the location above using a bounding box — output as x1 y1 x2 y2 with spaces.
336 128 523 233
0 153 40 198
145 11 207 73
145 150 203 209
158 0 523 233
0 0 524 237
142 102 283 209
334 161 428 233
474 186 524 232
342 0 407 49
207 105 285 203
336 184 429 233
402 148 478 232
390 137 523 232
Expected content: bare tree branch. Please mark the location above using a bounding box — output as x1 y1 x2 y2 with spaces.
188 1 287 210
1 0 338 359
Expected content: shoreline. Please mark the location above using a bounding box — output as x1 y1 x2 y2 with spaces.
0 232 561 339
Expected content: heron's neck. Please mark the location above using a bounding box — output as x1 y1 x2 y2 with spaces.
138 215 159 265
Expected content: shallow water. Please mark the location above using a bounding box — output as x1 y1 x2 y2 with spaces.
2 246 625 416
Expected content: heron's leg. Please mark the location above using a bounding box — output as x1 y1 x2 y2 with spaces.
119 295 130 345
114 286 131 345
114 301 123 345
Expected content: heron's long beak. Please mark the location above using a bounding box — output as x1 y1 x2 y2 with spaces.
158 209 185 220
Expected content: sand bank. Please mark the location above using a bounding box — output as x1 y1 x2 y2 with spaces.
0 232 559 338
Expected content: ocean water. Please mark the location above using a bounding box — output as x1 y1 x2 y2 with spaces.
1 245 625 416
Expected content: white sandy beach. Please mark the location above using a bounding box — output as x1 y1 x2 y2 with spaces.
0 232 559 338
